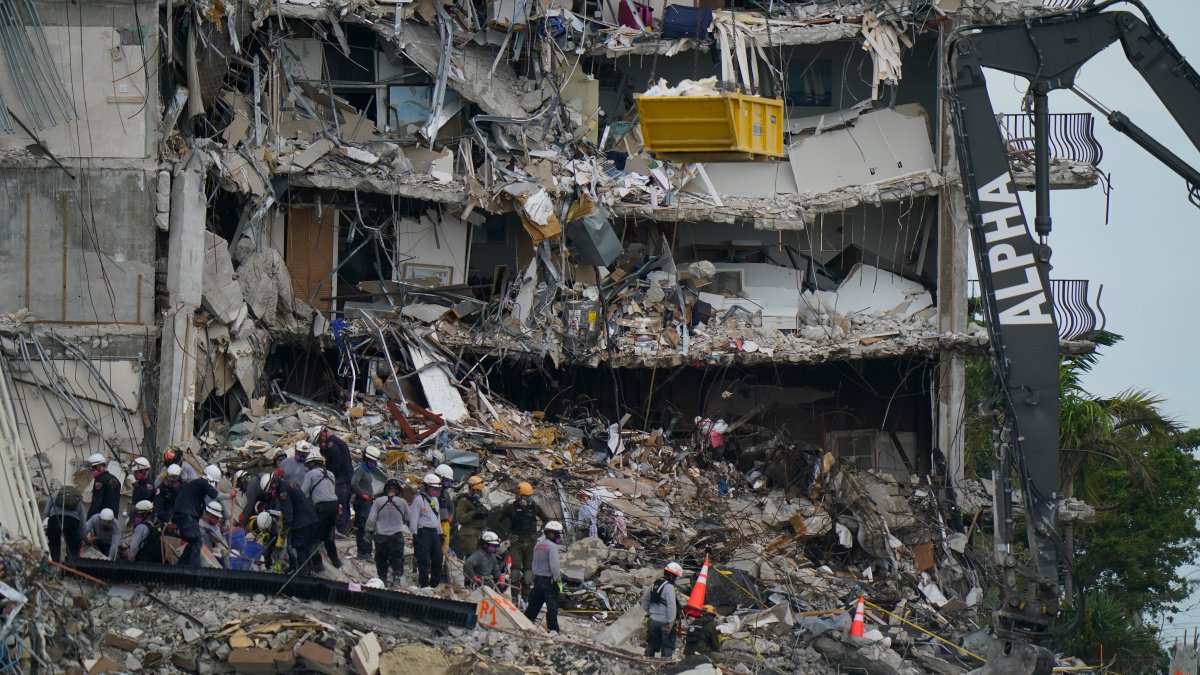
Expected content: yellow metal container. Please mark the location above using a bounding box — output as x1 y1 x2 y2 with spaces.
634 92 785 161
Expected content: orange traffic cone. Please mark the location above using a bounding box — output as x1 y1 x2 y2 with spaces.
684 556 711 617
849 597 866 637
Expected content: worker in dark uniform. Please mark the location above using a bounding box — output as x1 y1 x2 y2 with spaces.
497 482 552 599
464 530 503 587
523 520 563 632
154 464 184 523
408 472 444 588
171 465 221 567
128 457 155 526
314 426 354 534
453 475 490 557
301 453 341 568
43 485 85 562
261 473 322 574
157 446 198 486
128 500 164 563
351 445 386 562
684 605 722 656
85 453 120 520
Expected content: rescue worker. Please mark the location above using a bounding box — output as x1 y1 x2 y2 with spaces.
301 453 342 568
640 562 683 658
314 426 354 534
43 484 84 562
351 445 386 561
464 530 503 587
683 605 722 656
199 501 229 566
435 464 455 556
575 490 600 540
83 508 123 560
408 472 444 588
453 475 490 557
523 520 563 632
261 473 322 574
171 465 221 567
85 453 120 519
497 482 552 598
128 500 163 563
365 478 410 587
270 448 288 475
154 464 184 523
128 457 155 525
249 511 284 570
282 442 312 487
158 446 198 485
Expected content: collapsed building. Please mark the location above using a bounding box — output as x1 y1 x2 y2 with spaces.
0 0 1112 671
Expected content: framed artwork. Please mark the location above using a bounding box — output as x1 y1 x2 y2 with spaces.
402 263 453 287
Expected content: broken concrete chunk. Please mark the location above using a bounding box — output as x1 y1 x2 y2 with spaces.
296 641 338 675
292 138 335 170
596 604 646 649
351 632 381 675
379 644 451 675
227 647 277 674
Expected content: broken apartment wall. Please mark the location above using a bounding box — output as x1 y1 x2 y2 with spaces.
286 206 339 314
5 350 145 493
395 209 470 287
0 1 157 159
0 168 157 325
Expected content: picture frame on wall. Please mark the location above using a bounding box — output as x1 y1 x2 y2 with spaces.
402 263 453 287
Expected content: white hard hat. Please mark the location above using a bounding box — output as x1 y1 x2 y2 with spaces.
307 426 325 441
665 562 684 577
203 465 222 485
134 500 153 512
294 441 313 455
99 508 115 522
130 457 151 471
87 453 107 466
422 472 441 487
259 474 274 491
435 464 454 480
204 501 223 518
304 453 325 465
363 446 382 461
233 470 247 484
481 531 500 544
544 520 563 533
255 512 273 530
167 464 183 477
365 578 386 589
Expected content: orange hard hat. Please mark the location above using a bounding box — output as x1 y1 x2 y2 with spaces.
517 482 534 496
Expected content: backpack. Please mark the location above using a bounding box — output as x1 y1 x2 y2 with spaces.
55 486 82 510
651 580 672 605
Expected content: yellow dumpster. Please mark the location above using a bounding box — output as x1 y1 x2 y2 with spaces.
634 92 785 162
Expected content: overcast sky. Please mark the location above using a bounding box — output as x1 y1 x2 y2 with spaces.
982 0 1200 639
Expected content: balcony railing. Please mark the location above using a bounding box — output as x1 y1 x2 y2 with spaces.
968 278 1107 342
997 112 1104 170
1041 0 1094 9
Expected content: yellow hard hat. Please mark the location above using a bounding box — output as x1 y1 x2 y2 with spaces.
517 482 534 496
467 475 485 491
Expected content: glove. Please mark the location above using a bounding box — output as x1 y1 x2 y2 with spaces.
361 493 371 501
556 581 564 596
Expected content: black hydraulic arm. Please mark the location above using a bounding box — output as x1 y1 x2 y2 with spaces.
947 0 1200 665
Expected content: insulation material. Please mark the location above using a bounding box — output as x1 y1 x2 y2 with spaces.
640 77 720 97
395 210 469 286
788 104 935 194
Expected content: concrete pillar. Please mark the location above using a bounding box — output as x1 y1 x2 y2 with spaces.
937 31 968 492
156 157 206 450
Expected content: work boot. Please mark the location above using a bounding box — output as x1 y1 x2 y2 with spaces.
359 553 374 563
